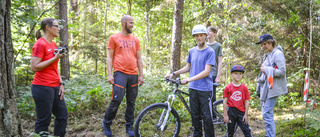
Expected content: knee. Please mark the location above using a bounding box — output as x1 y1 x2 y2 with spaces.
37 115 52 125
242 127 252 136
109 99 122 109
56 115 68 121
126 98 136 105
202 114 212 121
262 111 273 119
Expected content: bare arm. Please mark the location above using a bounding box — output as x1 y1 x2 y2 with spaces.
165 63 191 79
215 56 223 83
30 52 63 72
181 64 212 84
137 51 144 86
223 97 229 123
175 63 191 75
107 49 114 84
242 100 250 124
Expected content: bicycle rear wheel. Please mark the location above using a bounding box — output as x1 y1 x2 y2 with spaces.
134 103 181 137
212 99 227 136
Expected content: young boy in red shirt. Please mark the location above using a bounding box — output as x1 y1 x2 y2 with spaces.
223 65 252 137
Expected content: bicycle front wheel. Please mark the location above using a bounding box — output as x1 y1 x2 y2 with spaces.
134 103 181 137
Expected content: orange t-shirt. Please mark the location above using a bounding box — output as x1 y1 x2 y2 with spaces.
108 32 141 75
32 38 60 87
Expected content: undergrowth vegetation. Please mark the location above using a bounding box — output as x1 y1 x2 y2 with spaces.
17 72 319 136
277 106 320 137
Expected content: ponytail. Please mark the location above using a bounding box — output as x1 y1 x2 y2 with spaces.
36 29 42 40
36 18 56 39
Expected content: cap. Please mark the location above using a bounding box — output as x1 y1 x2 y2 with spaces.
255 34 273 44
230 65 245 73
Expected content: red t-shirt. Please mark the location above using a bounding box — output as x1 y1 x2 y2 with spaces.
223 83 251 112
108 32 141 75
32 38 60 87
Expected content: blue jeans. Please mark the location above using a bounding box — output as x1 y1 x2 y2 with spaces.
261 96 278 137
32 85 68 137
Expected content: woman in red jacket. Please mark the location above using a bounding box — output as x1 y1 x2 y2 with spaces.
31 17 67 137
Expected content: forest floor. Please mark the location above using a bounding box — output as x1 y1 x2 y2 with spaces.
21 105 302 137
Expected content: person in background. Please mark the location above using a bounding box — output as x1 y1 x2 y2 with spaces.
102 15 144 137
256 34 288 137
207 26 223 113
31 17 68 137
166 24 215 137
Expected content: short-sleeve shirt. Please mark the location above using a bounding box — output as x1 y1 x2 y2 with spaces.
207 42 223 76
108 32 141 75
223 83 251 112
32 38 60 87
187 46 215 91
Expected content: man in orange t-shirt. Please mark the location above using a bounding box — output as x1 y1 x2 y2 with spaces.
102 15 143 137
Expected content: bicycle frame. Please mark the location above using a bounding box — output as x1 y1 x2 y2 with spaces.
158 80 191 131
158 78 225 131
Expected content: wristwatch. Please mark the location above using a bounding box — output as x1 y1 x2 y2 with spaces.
59 82 65 86
172 72 175 76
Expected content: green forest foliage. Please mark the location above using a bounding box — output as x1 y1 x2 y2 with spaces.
11 0 320 136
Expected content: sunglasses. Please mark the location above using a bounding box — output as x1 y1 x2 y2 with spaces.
51 25 60 28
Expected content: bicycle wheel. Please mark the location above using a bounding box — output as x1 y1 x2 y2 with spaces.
212 99 227 136
134 103 181 137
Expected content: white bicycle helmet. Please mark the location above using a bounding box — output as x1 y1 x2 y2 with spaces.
192 24 207 36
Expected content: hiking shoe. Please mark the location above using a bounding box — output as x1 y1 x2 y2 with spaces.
102 123 112 137
126 125 134 137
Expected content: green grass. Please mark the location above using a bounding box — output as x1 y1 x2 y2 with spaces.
17 72 320 136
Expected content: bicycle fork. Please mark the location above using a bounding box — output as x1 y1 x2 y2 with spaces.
157 94 176 131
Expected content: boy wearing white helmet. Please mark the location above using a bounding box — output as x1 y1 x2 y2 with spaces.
166 24 216 136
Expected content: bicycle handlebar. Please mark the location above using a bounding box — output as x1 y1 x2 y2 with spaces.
213 83 221 87
164 78 181 86
165 78 220 87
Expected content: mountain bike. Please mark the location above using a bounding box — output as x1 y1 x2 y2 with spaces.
134 78 228 137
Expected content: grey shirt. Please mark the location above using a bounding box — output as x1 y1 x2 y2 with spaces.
258 46 288 99
207 42 223 76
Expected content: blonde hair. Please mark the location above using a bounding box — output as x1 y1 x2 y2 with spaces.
266 39 277 47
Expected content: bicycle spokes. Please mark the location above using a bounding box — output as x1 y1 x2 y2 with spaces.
134 103 181 137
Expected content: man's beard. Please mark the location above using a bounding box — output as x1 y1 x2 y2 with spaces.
125 23 132 33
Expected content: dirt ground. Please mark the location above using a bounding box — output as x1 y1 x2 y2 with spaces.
22 104 303 137
21 107 273 137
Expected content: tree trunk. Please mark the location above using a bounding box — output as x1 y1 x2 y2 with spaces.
170 0 184 76
127 0 131 15
144 0 151 69
69 0 79 59
0 0 23 136
200 0 204 7
59 0 70 80
104 0 108 76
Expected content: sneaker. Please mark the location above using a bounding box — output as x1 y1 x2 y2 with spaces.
126 125 134 137
102 123 112 137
